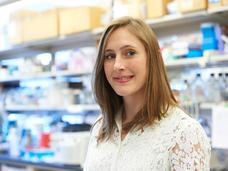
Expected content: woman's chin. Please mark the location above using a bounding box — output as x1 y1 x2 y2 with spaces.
113 89 131 97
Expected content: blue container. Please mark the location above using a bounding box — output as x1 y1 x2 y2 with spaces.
201 22 223 51
202 38 218 50
187 49 203 58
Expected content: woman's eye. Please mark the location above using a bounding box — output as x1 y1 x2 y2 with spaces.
126 50 136 57
104 53 115 59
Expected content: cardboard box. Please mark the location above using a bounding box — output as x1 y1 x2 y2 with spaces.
127 0 146 19
208 0 222 9
23 9 58 42
8 10 35 44
59 7 104 36
178 0 207 13
146 0 169 18
8 19 23 44
113 0 146 19
222 0 228 5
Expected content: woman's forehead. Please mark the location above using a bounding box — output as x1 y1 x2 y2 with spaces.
104 28 143 50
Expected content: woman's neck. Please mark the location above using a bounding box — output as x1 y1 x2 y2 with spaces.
123 95 144 124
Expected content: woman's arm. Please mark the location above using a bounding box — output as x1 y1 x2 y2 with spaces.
169 121 211 171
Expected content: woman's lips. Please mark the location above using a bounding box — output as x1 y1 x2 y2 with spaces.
113 75 134 83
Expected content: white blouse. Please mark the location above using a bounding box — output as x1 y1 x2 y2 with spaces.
83 107 211 171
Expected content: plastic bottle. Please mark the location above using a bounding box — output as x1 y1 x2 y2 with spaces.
179 79 194 116
191 73 206 104
223 73 228 100
218 73 226 101
225 73 228 88
180 79 192 105
206 73 221 103
7 127 20 157
218 73 226 89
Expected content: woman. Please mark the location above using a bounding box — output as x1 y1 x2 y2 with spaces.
83 17 211 171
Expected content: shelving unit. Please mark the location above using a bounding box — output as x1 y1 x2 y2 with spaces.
147 6 228 29
5 104 100 113
0 1 228 170
92 7 228 34
0 7 227 115
165 57 205 67
0 154 82 171
161 54 228 68
0 70 91 83
0 31 97 59
207 4 228 14
66 104 100 113
0 54 227 82
209 54 228 63
147 11 208 29
0 7 228 60
200 103 216 110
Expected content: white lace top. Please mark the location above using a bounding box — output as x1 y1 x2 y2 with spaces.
83 107 211 171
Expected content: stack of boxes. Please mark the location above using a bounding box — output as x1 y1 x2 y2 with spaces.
8 7 105 44
112 0 228 20
6 0 228 46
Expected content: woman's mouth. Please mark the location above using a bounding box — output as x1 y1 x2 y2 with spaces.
113 75 134 83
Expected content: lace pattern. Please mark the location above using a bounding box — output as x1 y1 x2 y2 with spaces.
83 107 211 171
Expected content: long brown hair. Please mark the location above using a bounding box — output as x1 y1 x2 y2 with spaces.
93 16 177 143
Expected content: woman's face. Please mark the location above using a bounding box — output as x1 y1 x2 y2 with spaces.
103 27 147 99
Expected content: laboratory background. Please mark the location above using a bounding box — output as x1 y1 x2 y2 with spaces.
0 0 228 170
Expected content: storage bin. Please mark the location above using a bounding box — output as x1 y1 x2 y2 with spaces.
222 0 228 5
113 0 146 19
23 9 58 42
8 10 35 44
146 0 169 18
178 0 207 13
59 7 104 36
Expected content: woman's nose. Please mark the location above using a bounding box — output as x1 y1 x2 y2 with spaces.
113 56 126 71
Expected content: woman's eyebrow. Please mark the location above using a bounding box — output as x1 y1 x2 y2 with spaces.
104 49 113 53
120 45 135 49
105 45 136 52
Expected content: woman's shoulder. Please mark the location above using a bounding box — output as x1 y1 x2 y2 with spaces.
90 114 103 136
165 107 211 170
166 106 199 126
163 106 208 137
166 106 210 143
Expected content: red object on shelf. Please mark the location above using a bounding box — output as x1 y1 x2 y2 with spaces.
39 133 50 148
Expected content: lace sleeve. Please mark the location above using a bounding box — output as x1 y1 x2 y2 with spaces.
169 120 211 171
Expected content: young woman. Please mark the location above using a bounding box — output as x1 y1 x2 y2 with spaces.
83 17 211 171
